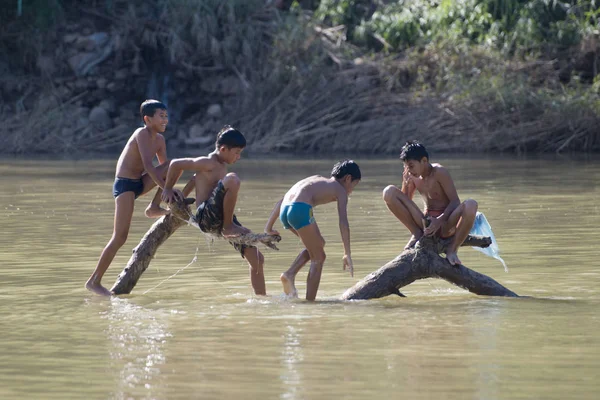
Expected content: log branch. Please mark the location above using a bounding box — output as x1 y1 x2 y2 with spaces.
341 235 517 300
110 199 193 295
111 199 282 295
110 197 512 300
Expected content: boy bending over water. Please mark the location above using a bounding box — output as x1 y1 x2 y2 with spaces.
264 160 361 300
86 100 175 296
161 126 266 295
382 141 478 266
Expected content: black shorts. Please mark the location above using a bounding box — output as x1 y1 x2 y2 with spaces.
113 177 144 199
195 181 254 258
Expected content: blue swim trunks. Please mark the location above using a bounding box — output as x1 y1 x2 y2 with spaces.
280 202 315 230
113 177 144 199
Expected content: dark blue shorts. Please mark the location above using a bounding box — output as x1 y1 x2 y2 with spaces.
113 177 144 199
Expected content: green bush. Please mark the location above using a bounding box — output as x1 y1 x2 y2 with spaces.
315 0 376 38
356 1 428 50
315 0 599 56
431 0 496 44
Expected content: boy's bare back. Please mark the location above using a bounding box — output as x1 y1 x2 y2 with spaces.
284 175 348 206
115 127 166 179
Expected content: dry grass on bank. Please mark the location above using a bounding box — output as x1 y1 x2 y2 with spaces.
1 1 599 154
2 93 129 154
7 71 596 155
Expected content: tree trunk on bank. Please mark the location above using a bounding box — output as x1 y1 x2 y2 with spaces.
341 235 518 300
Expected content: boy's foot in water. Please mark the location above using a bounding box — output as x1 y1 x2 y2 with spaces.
280 272 298 298
85 280 113 296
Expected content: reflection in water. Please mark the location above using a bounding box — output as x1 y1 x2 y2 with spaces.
280 324 304 400
104 298 171 399
470 302 502 400
1 157 599 399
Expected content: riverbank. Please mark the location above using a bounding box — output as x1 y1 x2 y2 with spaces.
1 1 599 155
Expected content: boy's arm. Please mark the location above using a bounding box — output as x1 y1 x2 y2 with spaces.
136 130 166 189
264 199 283 235
336 192 354 277
162 158 211 203
401 166 416 200
156 135 168 165
424 167 461 235
182 175 196 198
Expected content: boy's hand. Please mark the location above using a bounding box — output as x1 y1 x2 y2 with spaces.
402 166 414 187
342 254 354 277
161 188 183 204
424 217 442 236
265 228 280 236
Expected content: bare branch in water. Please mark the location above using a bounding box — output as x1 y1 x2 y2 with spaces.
341 235 517 301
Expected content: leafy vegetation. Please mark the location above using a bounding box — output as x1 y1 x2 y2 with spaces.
1 1 599 153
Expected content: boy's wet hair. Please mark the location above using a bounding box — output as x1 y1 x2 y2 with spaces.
216 125 246 149
140 99 167 120
400 141 429 162
331 160 361 181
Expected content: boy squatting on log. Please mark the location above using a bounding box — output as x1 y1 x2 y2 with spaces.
264 160 361 301
161 126 268 295
382 141 478 266
86 100 180 296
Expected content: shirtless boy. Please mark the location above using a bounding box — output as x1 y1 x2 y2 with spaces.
161 125 266 295
264 160 361 300
382 141 478 266
86 99 175 296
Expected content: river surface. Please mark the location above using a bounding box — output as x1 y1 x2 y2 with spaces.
0 156 598 399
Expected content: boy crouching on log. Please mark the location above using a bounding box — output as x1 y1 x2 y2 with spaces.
264 160 361 300
161 125 267 295
382 141 478 266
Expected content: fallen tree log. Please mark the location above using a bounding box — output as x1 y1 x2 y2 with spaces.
341 234 518 300
110 199 194 295
111 199 281 295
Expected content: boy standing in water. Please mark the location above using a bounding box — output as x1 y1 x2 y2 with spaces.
86 100 175 296
382 141 478 265
161 126 267 295
264 160 361 300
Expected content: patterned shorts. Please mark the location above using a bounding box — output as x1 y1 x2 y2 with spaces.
195 180 253 258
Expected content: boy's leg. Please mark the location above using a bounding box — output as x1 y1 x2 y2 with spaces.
281 249 309 297
280 227 315 297
221 173 250 237
140 161 170 195
242 247 266 295
382 185 425 249
228 215 265 295
145 188 168 218
444 199 478 266
85 193 135 296
182 176 196 198
295 223 326 301
141 162 177 218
